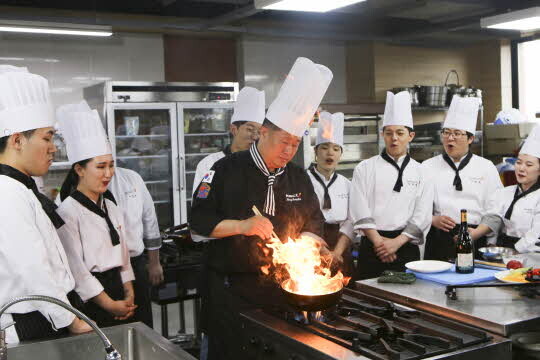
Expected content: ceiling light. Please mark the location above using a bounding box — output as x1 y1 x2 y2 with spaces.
254 0 366 13
0 20 112 37
481 7 540 31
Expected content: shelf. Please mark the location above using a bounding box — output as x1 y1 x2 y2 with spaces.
186 170 195 174
185 153 211 157
184 132 229 137
412 106 449 111
115 135 168 139
117 154 168 160
153 200 170 204
144 180 169 185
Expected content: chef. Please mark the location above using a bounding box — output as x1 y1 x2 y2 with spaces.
0 65 91 342
56 103 137 327
470 125 540 253
109 166 163 328
308 111 354 275
190 57 332 360
349 91 433 279
191 86 265 197
422 96 502 261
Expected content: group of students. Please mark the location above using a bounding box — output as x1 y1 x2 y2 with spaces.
0 65 163 343
190 57 540 360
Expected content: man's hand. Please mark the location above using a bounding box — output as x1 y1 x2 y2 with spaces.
148 261 164 286
239 216 274 239
68 317 93 334
432 215 456 232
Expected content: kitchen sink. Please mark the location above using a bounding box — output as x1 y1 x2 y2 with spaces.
6 322 197 360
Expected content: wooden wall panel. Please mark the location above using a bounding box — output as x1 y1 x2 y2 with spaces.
346 42 376 103
163 35 237 82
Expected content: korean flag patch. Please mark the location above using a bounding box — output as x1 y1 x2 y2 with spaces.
197 183 211 199
201 170 215 184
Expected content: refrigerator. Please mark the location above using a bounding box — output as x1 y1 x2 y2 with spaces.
84 81 238 230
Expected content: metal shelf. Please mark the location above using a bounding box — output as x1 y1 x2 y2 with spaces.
185 153 211 157
49 161 71 170
117 154 168 160
153 200 170 204
144 180 169 185
412 106 449 111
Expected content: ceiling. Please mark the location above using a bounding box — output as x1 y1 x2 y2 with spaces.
0 0 539 46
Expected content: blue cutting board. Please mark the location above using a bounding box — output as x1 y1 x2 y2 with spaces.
406 265 498 285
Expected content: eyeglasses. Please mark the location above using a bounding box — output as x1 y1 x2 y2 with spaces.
441 130 467 139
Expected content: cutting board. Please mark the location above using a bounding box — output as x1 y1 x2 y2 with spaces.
406 265 498 285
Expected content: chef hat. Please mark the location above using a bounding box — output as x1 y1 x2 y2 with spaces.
231 87 265 125
57 101 112 164
443 96 481 134
520 125 540 158
316 111 344 146
0 65 55 138
266 57 333 137
383 91 413 129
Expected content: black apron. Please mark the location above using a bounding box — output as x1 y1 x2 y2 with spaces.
424 224 485 261
11 291 83 342
83 267 128 328
324 223 354 279
130 253 152 328
499 233 520 250
356 230 420 280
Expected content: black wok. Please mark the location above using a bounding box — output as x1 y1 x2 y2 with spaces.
281 279 343 312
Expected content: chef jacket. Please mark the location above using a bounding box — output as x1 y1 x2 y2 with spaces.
422 154 503 226
349 154 433 244
307 167 354 239
482 185 540 253
109 167 161 257
0 173 76 343
190 149 325 275
191 145 232 196
57 195 135 302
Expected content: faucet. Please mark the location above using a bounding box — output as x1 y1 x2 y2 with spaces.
0 295 121 360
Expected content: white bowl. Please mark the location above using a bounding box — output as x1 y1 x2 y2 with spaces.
501 254 529 268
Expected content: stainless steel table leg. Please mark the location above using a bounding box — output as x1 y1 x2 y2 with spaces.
161 304 168 338
179 301 186 334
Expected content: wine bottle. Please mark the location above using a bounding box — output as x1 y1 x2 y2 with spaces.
456 209 474 274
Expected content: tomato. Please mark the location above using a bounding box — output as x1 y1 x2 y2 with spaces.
506 260 523 270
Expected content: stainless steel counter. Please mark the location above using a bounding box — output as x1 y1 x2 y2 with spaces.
355 278 540 336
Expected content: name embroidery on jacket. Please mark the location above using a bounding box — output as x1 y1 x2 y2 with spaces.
286 193 302 202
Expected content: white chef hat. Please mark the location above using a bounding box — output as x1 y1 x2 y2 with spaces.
57 101 112 164
0 65 55 138
231 86 265 124
520 125 540 158
443 96 481 134
316 111 344 146
383 91 413 129
266 57 333 137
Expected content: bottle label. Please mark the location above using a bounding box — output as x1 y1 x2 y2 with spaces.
461 211 467 223
457 253 473 268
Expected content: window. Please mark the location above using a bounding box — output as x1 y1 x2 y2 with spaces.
517 39 540 122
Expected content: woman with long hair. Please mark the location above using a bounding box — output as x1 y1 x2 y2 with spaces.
56 102 137 327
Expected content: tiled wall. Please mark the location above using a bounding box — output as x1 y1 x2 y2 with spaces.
239 36 347 105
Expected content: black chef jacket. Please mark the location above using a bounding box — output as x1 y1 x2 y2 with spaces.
190 148 325 277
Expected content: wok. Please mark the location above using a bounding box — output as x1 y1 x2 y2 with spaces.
281 279 343 312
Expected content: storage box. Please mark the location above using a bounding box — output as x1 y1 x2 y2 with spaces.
485 122 536 140
486 138 522 156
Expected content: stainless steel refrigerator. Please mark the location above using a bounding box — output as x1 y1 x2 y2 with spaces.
84 81 238 229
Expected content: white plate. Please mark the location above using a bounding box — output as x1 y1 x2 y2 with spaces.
494 270 529 284
405 260 453 273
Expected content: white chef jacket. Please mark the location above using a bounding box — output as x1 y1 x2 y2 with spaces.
307 167 354 239
192 150 226 196
349 154 433 244
109 167 161 257
482 185 540 253
56 196 135 302
0 175 76 344
421 154 503 226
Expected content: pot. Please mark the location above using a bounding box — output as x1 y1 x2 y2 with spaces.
444 70 464 106
281 279 343 312
391 87 419 106
511 332 540 359
424 86 448 107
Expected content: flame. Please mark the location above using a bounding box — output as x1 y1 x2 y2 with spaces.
321 123 334 141
261 234 349 296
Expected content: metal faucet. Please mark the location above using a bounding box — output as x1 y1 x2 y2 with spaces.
0 295 121 360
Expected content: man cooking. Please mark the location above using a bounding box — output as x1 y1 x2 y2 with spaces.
190 57 332 360
422 96 502 261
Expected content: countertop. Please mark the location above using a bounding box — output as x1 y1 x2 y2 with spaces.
355 277 540 336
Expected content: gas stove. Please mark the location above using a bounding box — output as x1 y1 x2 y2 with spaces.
239 288 511 360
